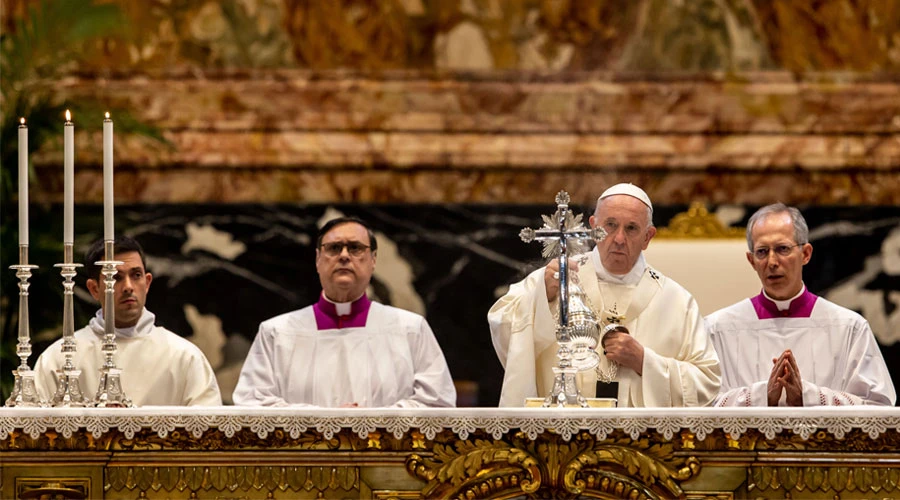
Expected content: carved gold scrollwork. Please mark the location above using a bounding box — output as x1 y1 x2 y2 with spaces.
656 202 745 239
407 439 541 499
406 431 699 499
748 466 900 495
565 445 700 497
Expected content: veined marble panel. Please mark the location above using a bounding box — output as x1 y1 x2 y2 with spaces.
24 72 900 204
16 203 900 407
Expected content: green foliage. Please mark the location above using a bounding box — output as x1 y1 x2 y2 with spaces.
1 0 126 203
0 0 164 400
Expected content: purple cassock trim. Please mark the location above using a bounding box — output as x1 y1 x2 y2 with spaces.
313 294 372 330
750 288 818 319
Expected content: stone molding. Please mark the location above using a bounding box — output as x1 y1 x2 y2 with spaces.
31 71 900 204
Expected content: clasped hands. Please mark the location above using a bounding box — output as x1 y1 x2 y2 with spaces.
767 349 803 406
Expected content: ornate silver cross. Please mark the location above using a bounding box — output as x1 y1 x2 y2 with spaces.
520 191 606 328
520 190 606 407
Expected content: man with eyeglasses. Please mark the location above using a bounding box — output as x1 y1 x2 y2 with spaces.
489 183 721 407
706 203 895 406
233 216 456 408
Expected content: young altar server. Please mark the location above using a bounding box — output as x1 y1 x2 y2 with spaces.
34 236 222 406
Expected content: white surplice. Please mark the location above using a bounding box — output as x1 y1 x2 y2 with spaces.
34 308 222 406
706 292 896 406
232 302 456 408
488 249 721 407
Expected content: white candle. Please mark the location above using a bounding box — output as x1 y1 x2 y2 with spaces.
64 110 74 244
18 118 28 246
103 112 114 241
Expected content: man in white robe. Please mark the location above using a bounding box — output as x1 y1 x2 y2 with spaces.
707 204 896 406
35 237 222 406
489 184 721 407
233 216 456 408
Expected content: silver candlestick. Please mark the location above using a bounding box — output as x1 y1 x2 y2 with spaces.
93 240 132 407
520 191 606 407
50 243 88 407
6 245 43 407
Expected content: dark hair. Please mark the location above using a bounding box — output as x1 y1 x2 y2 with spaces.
84 235 147 282
316 216 378 252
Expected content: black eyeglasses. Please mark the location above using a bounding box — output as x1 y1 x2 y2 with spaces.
320 241 370 257
752 243 803 261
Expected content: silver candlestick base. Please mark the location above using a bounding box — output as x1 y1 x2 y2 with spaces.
6 258 44 407
50 255 89 407
51 369 89 407
6 367 42 407
94 367 130 407
93 255 132 408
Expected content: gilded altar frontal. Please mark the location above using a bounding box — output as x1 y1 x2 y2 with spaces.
1 1 899 498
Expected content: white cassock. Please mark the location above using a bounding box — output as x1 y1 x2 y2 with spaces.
488 249 721 407
232 298 456 408
34 308 222 406
706 287 896 406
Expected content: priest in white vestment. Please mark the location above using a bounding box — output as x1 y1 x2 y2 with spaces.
233 216 456 408
488 184 721 407
707 204 896 406
34 237 222 406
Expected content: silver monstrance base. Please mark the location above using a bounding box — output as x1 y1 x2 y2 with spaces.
543 365 586 407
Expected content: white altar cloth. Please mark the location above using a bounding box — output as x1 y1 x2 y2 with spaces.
2 407 898 442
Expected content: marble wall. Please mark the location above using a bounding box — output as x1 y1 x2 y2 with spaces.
29 72 900 207
6 0 899 72
21 202 900 406
6 1 899 208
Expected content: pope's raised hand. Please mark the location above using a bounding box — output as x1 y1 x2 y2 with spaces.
544 259 579 303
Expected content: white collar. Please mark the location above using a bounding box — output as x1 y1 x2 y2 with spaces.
591 248 646 286
89 308 155 339
763 284 806 311
322 292 362 316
